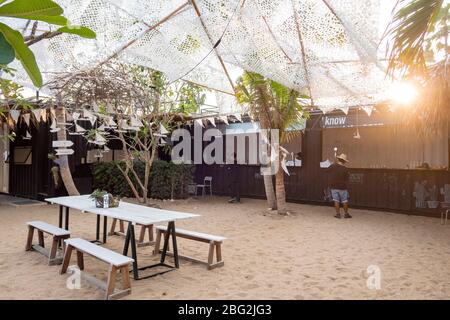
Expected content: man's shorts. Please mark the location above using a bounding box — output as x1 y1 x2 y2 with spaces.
331 189 349 203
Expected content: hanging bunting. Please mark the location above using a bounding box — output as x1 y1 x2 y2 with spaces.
9 110 21 124
130 116 143 128
362 105 373 117
159 137 167 146
75 123 86 133
233 113 242 122
108 117 117 127
49 107 56 120
98 124 107 132
219 115 229 125
318 105 335 114
22 113 31 127
84 109 93 119
72 112 80 122
194 119 204 128
89 116 97 126
94 132 106 145
207 117 216 127
339 106 349 115
31 109 42 123
160 123 169 135
50 119 61 133
40 109 47 122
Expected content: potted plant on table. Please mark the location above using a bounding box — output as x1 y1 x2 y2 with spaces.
89 189 120 208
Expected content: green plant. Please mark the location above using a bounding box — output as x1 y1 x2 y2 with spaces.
92 160 195 200
0 0 96 87
236 71 309 214
89 189 107 199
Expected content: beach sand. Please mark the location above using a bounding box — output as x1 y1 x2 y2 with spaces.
1 196 450 300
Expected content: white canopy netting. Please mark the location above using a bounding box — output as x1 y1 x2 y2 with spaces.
2 0 397 114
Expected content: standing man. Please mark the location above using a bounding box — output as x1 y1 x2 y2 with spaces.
327 154 351 219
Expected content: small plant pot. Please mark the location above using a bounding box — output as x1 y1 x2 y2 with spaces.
94 197 104 208
427 200 440 209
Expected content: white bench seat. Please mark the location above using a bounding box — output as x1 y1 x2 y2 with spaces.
61 238 134 300
154 226 226 270
27 221 70 237
25 221 70 265
155 226 226 243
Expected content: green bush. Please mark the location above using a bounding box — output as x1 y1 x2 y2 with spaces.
92 160 195 200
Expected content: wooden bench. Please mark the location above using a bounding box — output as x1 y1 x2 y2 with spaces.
109 218 154 247
61 238 134 300
154 226 226 270
25 221 70 265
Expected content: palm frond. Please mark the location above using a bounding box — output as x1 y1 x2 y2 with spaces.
384 0 444 78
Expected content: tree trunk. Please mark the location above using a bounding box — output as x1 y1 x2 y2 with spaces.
55 107 80 196
263 172 277 210
275 157 287 215
258 102 277 210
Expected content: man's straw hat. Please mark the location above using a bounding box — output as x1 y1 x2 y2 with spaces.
337 153 349 163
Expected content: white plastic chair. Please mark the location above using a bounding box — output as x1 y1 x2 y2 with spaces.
196 176 212 197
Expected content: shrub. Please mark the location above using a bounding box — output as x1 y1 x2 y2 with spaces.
92 160 195 200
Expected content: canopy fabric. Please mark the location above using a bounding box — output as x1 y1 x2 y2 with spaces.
2 0 396 113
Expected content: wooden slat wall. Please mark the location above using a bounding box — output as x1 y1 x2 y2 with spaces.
195 116 449 217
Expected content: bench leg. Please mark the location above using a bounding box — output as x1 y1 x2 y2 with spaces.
109 218 117 236
207 241 215 267
153 229 162 255
106 265 118 300
138 225 154 247
109 219 126 236
38 230 45 248
25 225 35 251
61 245 74 274
138 225 146 243
216 242 222 263
49 236 59 264
121 265 131 291
76 251 84 270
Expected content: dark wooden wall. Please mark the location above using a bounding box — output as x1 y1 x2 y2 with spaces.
195 116 450 217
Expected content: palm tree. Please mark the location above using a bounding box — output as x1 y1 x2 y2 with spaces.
384 0 450 134
236 71 308 215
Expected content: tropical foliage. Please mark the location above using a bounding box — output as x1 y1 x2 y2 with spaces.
93 160 195 200
236 71 308 215
384 0 450 136
0 0 96 87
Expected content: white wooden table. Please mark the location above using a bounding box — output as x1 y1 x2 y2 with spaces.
46 195 199 280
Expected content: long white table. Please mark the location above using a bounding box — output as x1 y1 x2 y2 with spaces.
46 195 199 280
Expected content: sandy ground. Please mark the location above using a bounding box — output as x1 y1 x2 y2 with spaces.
1 196 450 300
